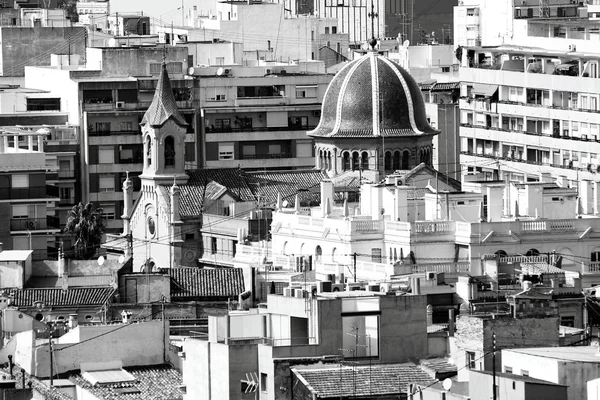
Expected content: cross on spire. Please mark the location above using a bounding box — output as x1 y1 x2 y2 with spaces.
368 0 378 50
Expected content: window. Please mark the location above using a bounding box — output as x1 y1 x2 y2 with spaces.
12 205 28 219
164 136 175 167
26 98 60 111
211 237 218 254
59 187 72 202
11 175 29 188
296 142 312 158
521 370 529 377
582 95 589 110
331 26 337 34
371 248 382 263
95 122 111 134
505 366 513 373
295 86 318 98
215 57 225 66
560 316 575 327
150 62 183 75
214 119 231 131
466 351 476 369
269 144 281 155
99 175 114 192
242 145 256 158
146 136 152 166
325 27 329 34
218 143 234 160
98 147 114 164
289 116 309 128
101 205 115 220
260 373 267 392
119 121 133 131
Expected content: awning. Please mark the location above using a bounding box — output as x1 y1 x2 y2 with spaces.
472 83 498 97
431 82 460 92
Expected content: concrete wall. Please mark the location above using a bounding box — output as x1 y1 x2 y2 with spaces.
0 261 25 289
502 349 600 400
32 320 166 377
469 370 567 400
0 26 86 77
0 330 34 374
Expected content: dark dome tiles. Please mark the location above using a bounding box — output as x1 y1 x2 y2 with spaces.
339 61 373 132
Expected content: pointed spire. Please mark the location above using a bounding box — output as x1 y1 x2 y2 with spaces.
141 62 188 128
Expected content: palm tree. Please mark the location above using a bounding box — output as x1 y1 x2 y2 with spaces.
64 202 106 259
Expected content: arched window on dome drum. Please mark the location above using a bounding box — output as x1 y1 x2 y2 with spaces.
361 151 369 170
318 150 324 169
393 151 401 171
384 152 392 171
342 152 350 171
402 150 410 169
164 136 175 167
352 152 360 171
145 136 152 167
328 151 332 171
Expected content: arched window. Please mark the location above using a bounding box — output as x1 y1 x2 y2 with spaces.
164 136 175 167
316 245 322 261
393 151 401 170
332 247 337 262
525 248 540 257
402 150 410 169
352 152 360 171
361 151 369 170
145 136 152 166
283 241 288 255
327 151 332 171
495 250 507 258
384 152 392 171
300 243 305 255
342 152 350 171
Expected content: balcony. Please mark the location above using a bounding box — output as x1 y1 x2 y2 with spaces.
0 185 59 200
235 97 289 107
206 125 316 134
89 130 141 137
241 153 292 160
10 216 60 231
57 169 75 179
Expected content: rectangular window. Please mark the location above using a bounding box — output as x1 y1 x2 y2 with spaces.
12 205 28 219
521 370 529 377
98 147 114 164
150 62 183 75
215 57 225 66
560 316 575 327
331 26 337 34
119 121 133 131
101 205 116 220
26 98 60 111
467 351 476 369
211 237 218 254
218 143 234 160
99 175 115 192
11 175 29 188
260 373 267 392
214 119 231 131
505 366 513 373
371 248 382 263
269 144 281 154
582 95 589 110
59 187 72 201
296 142 312 157
295 85 317 99
289 116 309 128
325 27 330 34
243 145 256 157
95 122 111 134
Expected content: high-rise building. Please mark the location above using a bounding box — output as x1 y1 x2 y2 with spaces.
455 0 600 200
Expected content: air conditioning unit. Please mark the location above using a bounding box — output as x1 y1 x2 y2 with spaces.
331 283 344 292
27 220 36 230
426 271 436 280
521 0 526 4
224 68 231 75
367 284 380 292
115 101 125 109
569 44 577 51
582 134 588 141
283 287 293 297
264 68 272 75
294 289 307 298
178 351 186 359
318 281 333 293
312 110 321 117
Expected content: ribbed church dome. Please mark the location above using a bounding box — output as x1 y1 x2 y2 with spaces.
309 52 438 138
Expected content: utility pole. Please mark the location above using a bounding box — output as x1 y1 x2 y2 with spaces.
353 252 357 283
492 332 497 400
49 329 54 387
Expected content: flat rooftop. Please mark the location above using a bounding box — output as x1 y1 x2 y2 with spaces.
0 250 33 262
507 346 600 363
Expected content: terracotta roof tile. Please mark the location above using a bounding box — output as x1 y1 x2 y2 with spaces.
170 267 245 299
293 363 435 398
70 365 183 400
141 63 187 128
5 287 115 307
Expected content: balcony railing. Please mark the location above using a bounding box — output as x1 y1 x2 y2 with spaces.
0 185 59 200
206 125 317 133
57 169 75 178
10 216 60 231
89 130 141 137
241 153 292 160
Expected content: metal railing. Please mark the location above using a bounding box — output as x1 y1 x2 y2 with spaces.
10 216 60 230
57 169 75 178
0 185 59 200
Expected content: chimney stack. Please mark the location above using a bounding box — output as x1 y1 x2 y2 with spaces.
68 314 78 330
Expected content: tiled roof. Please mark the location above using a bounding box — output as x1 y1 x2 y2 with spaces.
0 366 72 400
520 262 565 275
140 63 187 128
170 267 245 299
293 363 435 398
419 358 458 376
327 128 423 138
70 365 184 400
161 168 327 218
4 287 115 307
27 276 113 288
431 82 460 92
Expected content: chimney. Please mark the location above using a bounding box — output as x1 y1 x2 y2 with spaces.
412 277 421 295
68 314 78 329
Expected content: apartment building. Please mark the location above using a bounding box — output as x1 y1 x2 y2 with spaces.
191 63 332 170
454 0 600 188
24 47 197 232
0 131 60 261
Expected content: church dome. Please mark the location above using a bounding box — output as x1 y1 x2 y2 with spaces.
309 52 438 138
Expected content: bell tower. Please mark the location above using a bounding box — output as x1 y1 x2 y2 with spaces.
140 62 189 188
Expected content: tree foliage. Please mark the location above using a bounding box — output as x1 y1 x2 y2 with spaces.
57 0 78 22
64 202 106 259
455 46 463 62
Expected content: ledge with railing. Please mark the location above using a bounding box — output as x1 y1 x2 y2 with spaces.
10 216 60 231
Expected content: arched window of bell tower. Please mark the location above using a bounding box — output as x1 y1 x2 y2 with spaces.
164 136 175 167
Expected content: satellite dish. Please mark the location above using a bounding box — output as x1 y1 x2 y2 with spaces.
442 378 452 391
380 207 385 215
431 31 435 37
282 200 289 208
216 67 224 76
118 255 125 264
187 66 195 75
403 40 410 48
97 256 105 266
